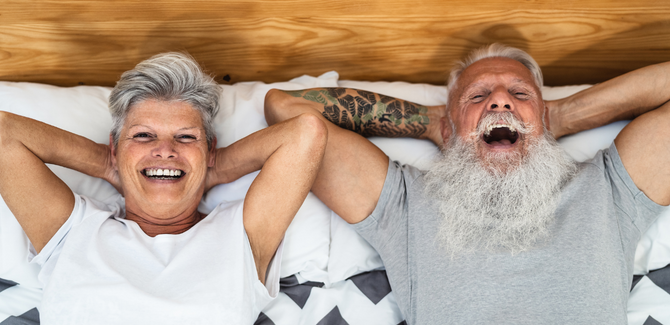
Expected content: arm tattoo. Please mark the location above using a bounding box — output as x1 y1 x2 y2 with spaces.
285 88 430 138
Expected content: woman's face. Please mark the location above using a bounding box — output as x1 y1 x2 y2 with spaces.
111 99 215 218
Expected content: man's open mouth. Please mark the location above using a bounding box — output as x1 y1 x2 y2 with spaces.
483 124 519 146
142 168 184 180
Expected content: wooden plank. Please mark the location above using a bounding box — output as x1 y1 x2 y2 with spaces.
1 0 670 86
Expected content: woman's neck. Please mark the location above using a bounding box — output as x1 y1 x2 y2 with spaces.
124 207 206 237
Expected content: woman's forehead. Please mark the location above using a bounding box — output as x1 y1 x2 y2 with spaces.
125 99 204 130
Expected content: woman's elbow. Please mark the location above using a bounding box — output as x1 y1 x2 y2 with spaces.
0 111 15 148
264 88 291 126
294 113 328 157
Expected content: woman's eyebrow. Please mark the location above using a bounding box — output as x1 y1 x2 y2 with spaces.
128 124 151 129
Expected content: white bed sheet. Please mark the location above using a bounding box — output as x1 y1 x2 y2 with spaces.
0 73 668 324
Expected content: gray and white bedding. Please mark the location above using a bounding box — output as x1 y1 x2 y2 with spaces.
1 76 669 324
2 264 670 324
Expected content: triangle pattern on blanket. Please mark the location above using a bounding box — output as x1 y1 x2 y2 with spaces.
316 306 349 325
647 264 670 295
254 312 275 325
643 315 662 325
279 275 325 309
0 278 18 293
348 270 392 305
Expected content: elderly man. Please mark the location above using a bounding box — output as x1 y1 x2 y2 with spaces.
264 44 670 324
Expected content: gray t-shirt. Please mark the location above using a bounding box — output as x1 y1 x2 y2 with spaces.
353 143 665 325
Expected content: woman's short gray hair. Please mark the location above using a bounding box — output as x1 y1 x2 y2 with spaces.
109 52 220 148
447 43 543 93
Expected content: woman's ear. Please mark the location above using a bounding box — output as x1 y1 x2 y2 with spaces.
208 137 218 168
109 134 118 170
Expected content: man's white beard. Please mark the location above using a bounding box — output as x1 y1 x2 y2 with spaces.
425 115 577 257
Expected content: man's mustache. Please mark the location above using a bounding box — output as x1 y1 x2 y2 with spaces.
472 111 534 139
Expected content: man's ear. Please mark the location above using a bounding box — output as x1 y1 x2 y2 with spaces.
543 101 552 132
440 116 452 144
109 134 118 170
208 137 218 168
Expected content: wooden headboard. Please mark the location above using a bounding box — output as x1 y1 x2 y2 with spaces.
2 0 669 87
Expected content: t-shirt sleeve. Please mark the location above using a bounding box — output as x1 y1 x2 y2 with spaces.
604 143 665 233
352 158 422 318
29 193 87 286
235 198 284 312
248 232 284 314
603 143 667 248
28 193 123 287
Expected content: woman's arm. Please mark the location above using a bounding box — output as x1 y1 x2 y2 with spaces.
264 89 391 226
207 113 328 283
0 112 119 253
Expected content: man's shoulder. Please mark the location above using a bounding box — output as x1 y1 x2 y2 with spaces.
578 145 612 171
388 159 427 186
569 143 633 189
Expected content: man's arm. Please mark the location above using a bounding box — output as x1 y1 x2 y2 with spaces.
550 62 670 205
0 112 118 253
546 62 670 139
264 88 444 225
206 113 327 283
281 88 446 144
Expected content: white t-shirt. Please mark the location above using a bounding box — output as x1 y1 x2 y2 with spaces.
30 193 283 325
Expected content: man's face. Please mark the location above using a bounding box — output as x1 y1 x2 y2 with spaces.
445 57 545 169
427 59 579 254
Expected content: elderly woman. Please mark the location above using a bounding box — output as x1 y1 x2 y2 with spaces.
0 53 327 323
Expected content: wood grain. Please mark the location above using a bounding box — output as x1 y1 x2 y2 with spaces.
1 0 670 87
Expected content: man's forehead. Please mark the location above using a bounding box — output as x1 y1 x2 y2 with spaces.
458 57 536 89
462 77 531 92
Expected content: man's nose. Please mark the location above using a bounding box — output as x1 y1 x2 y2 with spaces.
152 139 177 159
487 91 514 112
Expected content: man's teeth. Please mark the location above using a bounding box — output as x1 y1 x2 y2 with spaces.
485 124 517 136
145 169 182 177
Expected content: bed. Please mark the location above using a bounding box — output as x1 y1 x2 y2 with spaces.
1 1 670 324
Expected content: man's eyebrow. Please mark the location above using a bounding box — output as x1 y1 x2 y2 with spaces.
127 125 202 131
511 78 531 85
461 81 488 93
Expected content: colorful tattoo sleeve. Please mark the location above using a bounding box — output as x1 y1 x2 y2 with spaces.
284 88 429 138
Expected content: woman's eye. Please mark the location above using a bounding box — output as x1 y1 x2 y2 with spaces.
133 133 152 140
177 135 197 142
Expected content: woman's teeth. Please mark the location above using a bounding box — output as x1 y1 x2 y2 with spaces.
145 168 182 177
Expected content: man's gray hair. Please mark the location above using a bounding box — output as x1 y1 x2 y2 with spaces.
109 52 220 148
447 43 543 93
